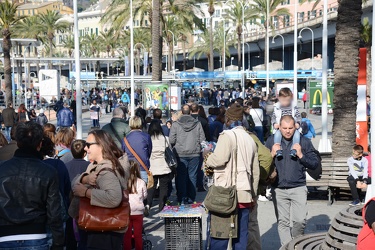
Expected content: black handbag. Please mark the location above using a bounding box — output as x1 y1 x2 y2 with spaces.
164 137 177 170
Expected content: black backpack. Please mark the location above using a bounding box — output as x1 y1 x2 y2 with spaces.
301 120 309 135
306 149 322 180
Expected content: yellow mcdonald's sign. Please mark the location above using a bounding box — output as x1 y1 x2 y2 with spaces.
312 90 331 105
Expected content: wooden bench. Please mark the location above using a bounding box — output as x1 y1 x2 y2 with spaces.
280 232 326 250
321 206 363 250
306 157 355 204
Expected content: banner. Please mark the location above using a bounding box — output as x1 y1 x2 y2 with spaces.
143 83 169 111
356 48 368 150
143 52 148 76
125 56 129 76
309 80 334 109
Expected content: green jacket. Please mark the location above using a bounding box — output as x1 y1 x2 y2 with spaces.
249 133 273 193
102 118 131 150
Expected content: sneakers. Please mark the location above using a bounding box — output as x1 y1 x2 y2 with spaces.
290 149 297 158
276 150 283 158
349 200 361 206
258 195 269 202
144 205 150 216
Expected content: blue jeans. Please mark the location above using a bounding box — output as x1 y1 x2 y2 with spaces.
92 119 99 128
0 238 49 250
253 126 264 144
4 126 12 142
176 156 200 203
140 170 148 184
274 130 300 146
207 208 250 250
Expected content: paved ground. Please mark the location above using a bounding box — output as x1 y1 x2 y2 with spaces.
48 102 345 250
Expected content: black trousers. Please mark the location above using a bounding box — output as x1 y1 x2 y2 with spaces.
147 173 172 211
86 231 124 250
347 175 363 201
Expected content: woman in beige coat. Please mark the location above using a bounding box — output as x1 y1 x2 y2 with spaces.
146 120 172 212
72 130 130 250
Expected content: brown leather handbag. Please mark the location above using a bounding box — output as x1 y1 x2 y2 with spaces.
78 168 130 231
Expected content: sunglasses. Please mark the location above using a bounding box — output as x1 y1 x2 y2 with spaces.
85 142 99 148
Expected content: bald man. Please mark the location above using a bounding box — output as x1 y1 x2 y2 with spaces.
265 115 320 246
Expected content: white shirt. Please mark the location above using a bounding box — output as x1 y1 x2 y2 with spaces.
250 108 263 127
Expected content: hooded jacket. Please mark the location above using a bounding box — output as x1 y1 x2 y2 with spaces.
169 115 206 158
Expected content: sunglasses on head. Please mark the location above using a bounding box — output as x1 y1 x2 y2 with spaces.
85 142 98 148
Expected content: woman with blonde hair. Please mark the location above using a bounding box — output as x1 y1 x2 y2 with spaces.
72 130 130 250
55 127 76 163
43 123 57 143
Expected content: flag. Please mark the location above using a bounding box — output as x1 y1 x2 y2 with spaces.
143 52 149 76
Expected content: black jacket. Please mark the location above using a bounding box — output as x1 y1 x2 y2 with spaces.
265 134 320 188
191 114 211 141
0 148 64 249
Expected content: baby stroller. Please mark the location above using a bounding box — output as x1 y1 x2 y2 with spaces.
132 227 152 250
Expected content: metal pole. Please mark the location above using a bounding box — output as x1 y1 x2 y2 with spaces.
242 3 245 99
130 0 135 116
23 50 27 108
223 21 226 72
73 0 82 139
311 31 314 70
12 53 15 108
167 30 175 72
266 0 270 97
282 36 285 70
320 0 330 152
245 43 250 70
371 0 375 199
293 0 298 104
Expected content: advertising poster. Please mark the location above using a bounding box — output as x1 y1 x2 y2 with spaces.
309 80 334 109
356 48 368 151
143 83 169 111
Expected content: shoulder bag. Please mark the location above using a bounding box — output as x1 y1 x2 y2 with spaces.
123 137 154 189
78 167 130 232
204 131 238 215
164 136 177 171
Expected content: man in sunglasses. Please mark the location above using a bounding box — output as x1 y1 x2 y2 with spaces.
0 122 64 249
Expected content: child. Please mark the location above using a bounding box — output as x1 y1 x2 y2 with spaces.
90 100 101 128
124 161 148 250
271 88 301 158
36 109 48 126
347 145 369 206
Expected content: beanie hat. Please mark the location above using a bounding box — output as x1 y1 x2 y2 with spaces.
225 103 243 121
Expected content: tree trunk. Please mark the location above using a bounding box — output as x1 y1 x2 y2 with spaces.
182 40 186 71
366 46 371 96
332 0 362 158
48 38 53 68
152 0 162 81
3 32 12 106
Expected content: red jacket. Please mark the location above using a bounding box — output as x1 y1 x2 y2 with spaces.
357 198 375 249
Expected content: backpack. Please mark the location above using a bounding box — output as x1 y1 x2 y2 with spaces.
306 149 322 180
301 120 309 135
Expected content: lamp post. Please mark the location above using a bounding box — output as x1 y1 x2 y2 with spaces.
371 0 375 198
73 0 82 138
23 45 31 109
298 27 315 70
272 34 285 70
167 30 175 72
293 0 298 104
223 21 226 72
130 0 135 116
245 43 250 71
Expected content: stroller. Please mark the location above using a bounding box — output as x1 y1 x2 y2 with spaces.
132 227 152 250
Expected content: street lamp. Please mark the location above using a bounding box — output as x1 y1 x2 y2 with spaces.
272 34 285 70
298 27 315 70
293 0 298 104
23 44 31 109
245 43 250 71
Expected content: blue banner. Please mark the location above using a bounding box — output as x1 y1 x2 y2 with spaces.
69 71 96 80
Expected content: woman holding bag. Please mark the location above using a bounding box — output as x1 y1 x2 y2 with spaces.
146 120 172 213
72 130 130 250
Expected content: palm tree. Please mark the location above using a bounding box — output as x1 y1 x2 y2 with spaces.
251 0 290 66
99 28 118 58
332 0 363 158
134 28 151 75
224 0 258 71
361 17 372 95
152 0 162 80
0 1 24 105
38 10 70 65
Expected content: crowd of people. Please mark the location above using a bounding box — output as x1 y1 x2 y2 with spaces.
1 84 372 250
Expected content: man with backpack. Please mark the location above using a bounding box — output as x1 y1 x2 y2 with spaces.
300 112 316 140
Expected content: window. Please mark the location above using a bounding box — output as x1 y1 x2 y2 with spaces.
145 20 148 26
281 0 290 5
59 35 62 43
215 9 220 17
136 20 139 26
284 15 290 27
96 28 98 35
311 10 316 18
298 12 304 23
